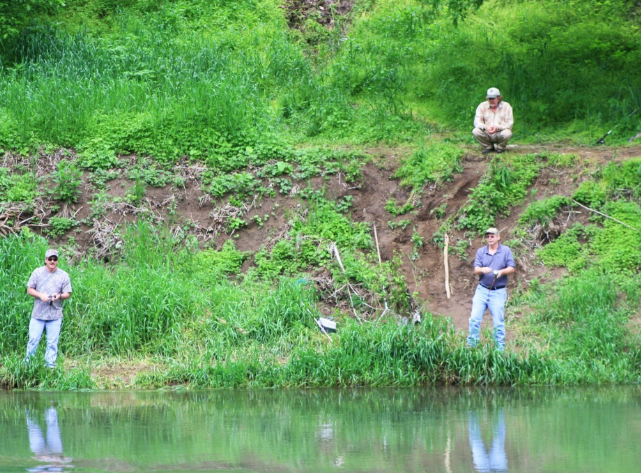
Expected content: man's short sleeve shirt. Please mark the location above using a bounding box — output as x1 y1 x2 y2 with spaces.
27 267 72 321
473 244 516 287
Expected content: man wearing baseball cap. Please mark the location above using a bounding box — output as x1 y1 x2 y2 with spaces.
467 228 515 351
473 87 514 154
25 249 72 368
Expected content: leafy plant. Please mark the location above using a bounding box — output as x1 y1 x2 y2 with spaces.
45 217 77 238
52 161 82 203
336 195 354 213
227 217 247 232
385 198 414 216
209 173 258 199
394 142 464 190
388 219 411 230
431 203 448 219
456 154 542 233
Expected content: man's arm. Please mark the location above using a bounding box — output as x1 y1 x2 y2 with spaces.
495 267 515 277
474 103 486 130
500 103 514 131
27 286 51 302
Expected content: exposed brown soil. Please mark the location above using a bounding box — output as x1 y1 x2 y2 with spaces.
12 143 641 334
284 0 355 31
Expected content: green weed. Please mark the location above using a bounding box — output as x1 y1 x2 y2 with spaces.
393 141 464 190
51 161 82 203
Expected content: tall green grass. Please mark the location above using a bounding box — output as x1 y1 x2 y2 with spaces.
3 210 641 389
4 0 637 159
330 0 641 140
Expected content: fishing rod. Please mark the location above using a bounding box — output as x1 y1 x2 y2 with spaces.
596 109 637 145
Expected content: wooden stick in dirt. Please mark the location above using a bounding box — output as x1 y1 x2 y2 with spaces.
373 223 382 265
444 233 451 299
571 199 638 231
330 243 347 273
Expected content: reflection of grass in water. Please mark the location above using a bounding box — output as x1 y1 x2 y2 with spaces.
1 387 640 473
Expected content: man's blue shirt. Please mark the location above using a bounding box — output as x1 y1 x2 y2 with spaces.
473 244 516 287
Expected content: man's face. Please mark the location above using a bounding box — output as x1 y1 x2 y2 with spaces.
45 255 58 271
487 96 500 106
485 233 500 244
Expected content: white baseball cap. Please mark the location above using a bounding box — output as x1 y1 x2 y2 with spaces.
486 87 501 98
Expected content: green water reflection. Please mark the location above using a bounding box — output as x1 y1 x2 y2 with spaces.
0 388 640 473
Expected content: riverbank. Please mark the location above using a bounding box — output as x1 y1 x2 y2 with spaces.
1 0 641 389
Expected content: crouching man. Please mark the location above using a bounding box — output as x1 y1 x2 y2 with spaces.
473 87 513 154
25 249 72 368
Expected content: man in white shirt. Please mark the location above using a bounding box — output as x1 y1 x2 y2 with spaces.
25 249 72 368
473 88 514 154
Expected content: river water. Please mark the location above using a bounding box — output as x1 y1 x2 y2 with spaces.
0 387 639 472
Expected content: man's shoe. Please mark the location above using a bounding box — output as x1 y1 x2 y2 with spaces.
496 148 506 154
481 148 493 155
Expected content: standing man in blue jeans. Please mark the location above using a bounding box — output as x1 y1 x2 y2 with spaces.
25 249 72 368
468 228 515 351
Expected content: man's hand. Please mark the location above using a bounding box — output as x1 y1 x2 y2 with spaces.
481 267 493 274
51 293 61 302
486 126 498 135
39 294 50 302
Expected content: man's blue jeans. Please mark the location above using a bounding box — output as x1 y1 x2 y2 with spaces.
26 318 62 368
467 285 507 350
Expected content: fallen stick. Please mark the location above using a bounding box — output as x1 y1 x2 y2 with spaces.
571 199 638 231
444 233 451 299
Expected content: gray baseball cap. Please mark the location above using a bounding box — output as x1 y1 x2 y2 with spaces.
45 249 59 258
486 87 501 98
485 228 500 235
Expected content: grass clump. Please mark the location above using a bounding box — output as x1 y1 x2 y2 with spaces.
518 196 571 226
393 141 464 190
456 153 542 233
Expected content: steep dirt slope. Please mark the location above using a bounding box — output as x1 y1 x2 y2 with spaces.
13 144 641 331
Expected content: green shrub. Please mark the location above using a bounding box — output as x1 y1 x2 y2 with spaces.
393 141 464 190
45 217 77 238
519 196 571 226
192 240 249 279
52 161 82 203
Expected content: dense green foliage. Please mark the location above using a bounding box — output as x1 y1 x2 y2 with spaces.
393 141 464 189
0 0 639 162
538 158 641 274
